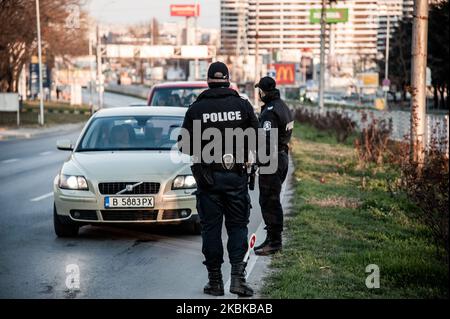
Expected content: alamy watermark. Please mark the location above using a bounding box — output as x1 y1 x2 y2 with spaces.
365 264 380 289
65 263 80 290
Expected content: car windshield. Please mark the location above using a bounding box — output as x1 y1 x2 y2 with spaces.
150 87 206 107
77 115 184 151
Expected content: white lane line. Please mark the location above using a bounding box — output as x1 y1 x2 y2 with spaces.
223 178 289 295
39 151 53 156
30 192 53 202
1 158 19 164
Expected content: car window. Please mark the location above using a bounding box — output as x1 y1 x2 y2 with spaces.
150 87 206 107
77 116 184 151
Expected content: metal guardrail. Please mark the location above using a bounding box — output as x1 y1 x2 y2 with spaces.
290 101 449 153
105 84 148 100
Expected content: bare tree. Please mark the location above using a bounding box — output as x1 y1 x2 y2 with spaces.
0 0 88 93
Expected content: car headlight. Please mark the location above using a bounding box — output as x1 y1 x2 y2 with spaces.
172 175 197 189
58 174 89 190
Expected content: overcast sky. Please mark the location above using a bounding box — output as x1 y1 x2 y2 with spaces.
86 0 220 28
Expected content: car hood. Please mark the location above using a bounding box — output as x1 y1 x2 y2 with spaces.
64 151 191 181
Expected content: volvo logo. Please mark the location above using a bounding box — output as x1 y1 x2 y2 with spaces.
117 182 143 194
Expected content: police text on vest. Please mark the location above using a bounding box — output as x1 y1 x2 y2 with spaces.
203 111 242 123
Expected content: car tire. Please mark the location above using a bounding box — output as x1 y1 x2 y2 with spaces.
186 220 202 235
53 204 80 237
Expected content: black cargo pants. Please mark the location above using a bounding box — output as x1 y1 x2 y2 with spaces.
195 170 250 267
258 151 289 236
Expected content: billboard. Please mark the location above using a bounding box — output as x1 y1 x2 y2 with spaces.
310 8 349 24
140 46 174 58
180 45 208 58
356 73 379 88
274 64 295 85
170 4 200 17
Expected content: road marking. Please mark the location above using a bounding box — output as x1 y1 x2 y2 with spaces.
39 151 53 156
1 158 19 164
30 192 53 202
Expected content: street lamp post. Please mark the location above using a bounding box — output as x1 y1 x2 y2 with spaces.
96 25 103 109
318 0 327 109
35 0 44 125
384 10 391 109
254 0 260 108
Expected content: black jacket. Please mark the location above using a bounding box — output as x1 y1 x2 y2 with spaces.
179 87 259 164
259 89 294 154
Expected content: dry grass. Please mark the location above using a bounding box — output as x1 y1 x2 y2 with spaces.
306 196 361 209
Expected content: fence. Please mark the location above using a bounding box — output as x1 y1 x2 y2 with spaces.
289 102 449 153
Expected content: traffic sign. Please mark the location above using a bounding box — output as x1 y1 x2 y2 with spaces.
310 8 349 24
382 78 390 92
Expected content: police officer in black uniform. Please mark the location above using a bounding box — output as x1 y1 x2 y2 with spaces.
178 62 259 297
254 76 294 256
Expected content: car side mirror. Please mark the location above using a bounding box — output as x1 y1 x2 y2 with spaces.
56 139 74 151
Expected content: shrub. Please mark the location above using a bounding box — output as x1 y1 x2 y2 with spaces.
354 112 393 165
294 108 356 143
399 134 449 264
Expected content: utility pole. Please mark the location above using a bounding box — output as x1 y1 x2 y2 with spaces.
88 35 94 112
410 0 429 165
35 0 44 125
254 0 260 108
318 0 327 109
96 25 103 109
384 11 391 109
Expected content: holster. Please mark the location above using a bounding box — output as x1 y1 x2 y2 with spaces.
191 163 215 189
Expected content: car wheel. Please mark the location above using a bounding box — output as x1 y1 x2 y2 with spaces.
186 220 202 235
53 204 80 237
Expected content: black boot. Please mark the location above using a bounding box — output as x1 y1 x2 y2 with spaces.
254 232 282 256
203 266 224 296
230 262 254 297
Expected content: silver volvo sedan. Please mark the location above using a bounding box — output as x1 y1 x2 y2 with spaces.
53 107 199 237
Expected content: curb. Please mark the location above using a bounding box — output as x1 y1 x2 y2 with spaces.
248 155 296 298
0 123 85 142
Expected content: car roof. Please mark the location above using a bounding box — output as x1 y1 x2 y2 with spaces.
152 81 208 88
93 106 187 118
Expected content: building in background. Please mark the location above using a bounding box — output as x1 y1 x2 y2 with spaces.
377 0 414 53
220 0 416 87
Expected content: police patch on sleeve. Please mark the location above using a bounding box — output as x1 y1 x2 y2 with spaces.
262 121 272 131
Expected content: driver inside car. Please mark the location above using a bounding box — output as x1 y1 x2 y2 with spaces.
109 125 131 148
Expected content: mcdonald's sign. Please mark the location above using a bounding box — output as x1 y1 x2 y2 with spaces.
274 63 295 85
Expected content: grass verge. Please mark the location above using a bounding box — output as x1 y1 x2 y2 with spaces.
261 123 449 298
0 101 90 127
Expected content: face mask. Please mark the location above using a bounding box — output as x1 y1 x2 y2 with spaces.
259 91 271 103
259 89 267 101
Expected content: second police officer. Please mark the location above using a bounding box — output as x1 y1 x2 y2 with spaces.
254 76 294 256
179 62 259 297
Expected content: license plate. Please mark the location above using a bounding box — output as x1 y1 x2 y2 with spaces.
104 196 154 208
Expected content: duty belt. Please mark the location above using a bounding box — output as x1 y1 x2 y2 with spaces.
210 163 245 174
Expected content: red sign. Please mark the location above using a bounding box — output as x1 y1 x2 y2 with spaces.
249 233 257 249
170 4 200 17
274 63 295 85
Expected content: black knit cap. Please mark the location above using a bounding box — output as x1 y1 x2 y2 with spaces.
207 61 230 84
255 76 276 91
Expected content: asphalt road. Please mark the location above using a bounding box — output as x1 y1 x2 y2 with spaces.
0 93 273 299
